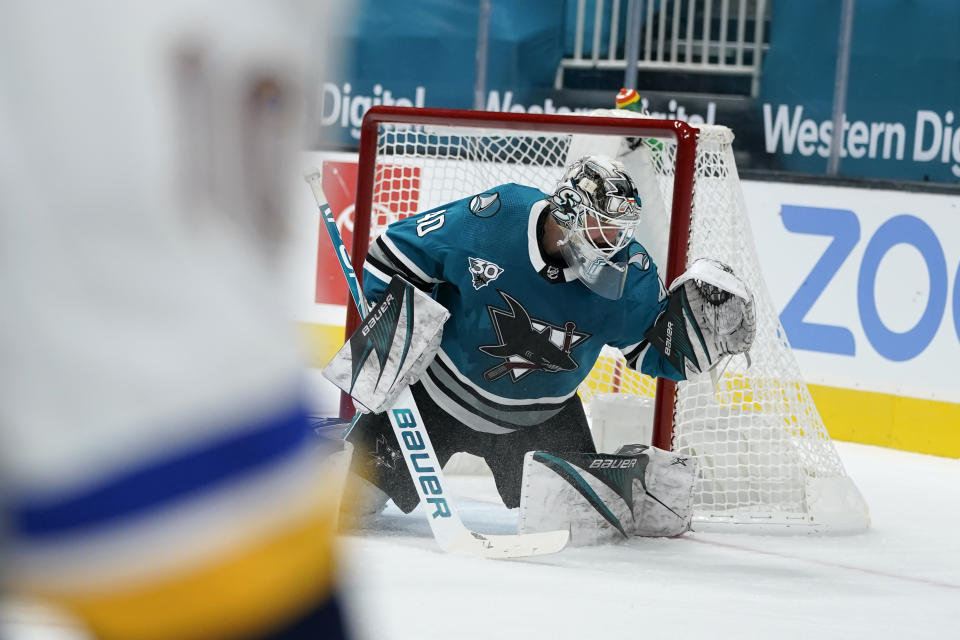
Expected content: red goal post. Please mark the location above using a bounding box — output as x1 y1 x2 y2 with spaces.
347 105 699 452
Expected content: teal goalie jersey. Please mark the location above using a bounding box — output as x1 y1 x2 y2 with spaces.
362 183 682 435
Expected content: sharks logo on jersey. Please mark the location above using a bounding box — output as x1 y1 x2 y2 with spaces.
468 192 502 218
478 290 590 382
627 245 651 271
467 256 504 290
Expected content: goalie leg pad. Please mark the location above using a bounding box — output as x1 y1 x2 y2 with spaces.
322 276 449 413
615 444 698 537
518 446 697 545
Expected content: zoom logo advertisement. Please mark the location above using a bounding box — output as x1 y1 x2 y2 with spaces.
779 204 960 363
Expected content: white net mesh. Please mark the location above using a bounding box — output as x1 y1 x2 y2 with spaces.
359 111 865 531
369 127 570 228
675 127 848 520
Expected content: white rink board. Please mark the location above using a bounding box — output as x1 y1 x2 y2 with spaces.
742 181 960 402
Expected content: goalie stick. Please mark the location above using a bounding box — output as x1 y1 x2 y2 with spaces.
305 168 569 558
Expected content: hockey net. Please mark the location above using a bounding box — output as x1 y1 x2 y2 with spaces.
349 106 869 533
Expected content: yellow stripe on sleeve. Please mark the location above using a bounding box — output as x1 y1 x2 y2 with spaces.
35 462 347 640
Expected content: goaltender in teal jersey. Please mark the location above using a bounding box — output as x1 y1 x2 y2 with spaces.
362 180 681 432
347 156 754 514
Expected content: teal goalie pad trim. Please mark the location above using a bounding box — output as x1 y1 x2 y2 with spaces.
580 456 648 507
532 452 628 538
679 285 711 368
667 288 699 371
533 451 684 530
544 452 651 513
348 277 406 391
644 285 705 375
394 283 415 387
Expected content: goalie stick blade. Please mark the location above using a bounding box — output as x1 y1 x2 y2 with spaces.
442 528 570 559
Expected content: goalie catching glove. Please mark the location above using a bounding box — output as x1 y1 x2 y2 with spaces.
645 258 756 378
323 276 449 414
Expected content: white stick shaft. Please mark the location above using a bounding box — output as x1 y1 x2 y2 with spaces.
386 386 468 548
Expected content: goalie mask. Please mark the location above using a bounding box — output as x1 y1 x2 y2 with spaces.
550 155 643 299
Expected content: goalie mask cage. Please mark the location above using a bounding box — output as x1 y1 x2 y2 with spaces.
345 106 869 533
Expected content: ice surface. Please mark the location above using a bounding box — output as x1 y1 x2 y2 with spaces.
338 441 960 640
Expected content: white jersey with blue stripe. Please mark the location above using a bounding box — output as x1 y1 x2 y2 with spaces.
363 183 682 434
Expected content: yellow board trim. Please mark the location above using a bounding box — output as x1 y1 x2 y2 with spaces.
298 322 344 369
809 384 960 458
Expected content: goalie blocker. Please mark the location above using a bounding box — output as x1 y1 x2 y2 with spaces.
519 444 698 545
323 275 448 414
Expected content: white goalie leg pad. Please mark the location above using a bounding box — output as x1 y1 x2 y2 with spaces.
519 451 632 546
323 276 448 413
614 444 698 537
518 447 697 545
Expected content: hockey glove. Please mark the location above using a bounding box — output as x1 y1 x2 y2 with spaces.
644 258 756 378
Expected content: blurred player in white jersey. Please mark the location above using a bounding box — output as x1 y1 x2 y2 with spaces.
0 2 354 639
